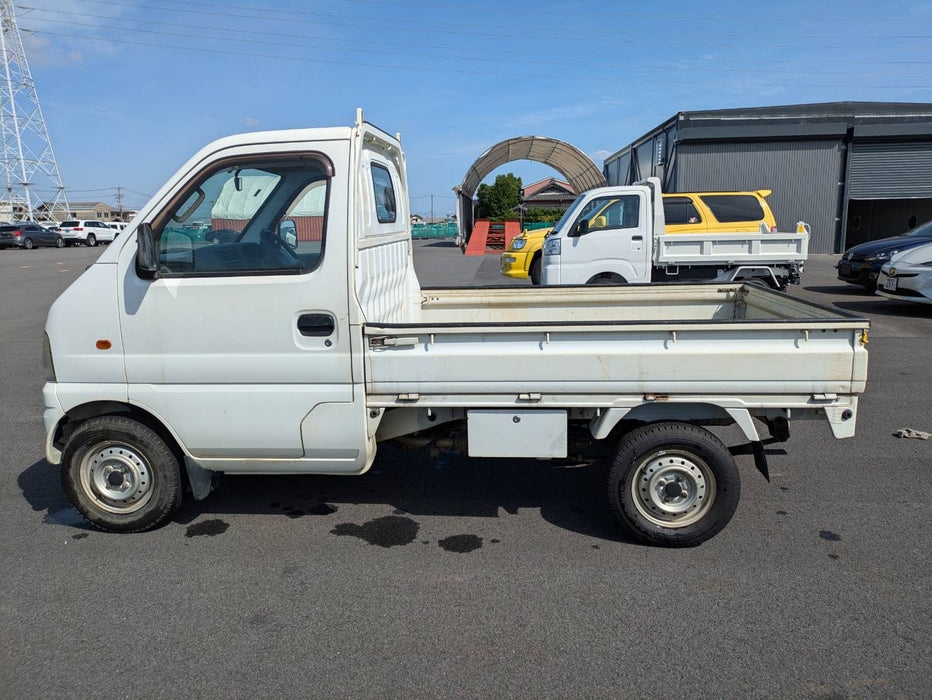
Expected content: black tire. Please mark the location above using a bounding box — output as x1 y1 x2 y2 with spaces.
529 255 541 285
86 233 97 247
587 273 626 285
61 416 183 532
55 237 64 248
23 237 33 249
608 422 740 548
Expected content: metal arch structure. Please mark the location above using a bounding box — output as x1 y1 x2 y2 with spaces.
0 0 68 221
454 136 605 242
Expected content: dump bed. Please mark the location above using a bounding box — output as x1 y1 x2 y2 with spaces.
654 230 809 266
363 284 868 400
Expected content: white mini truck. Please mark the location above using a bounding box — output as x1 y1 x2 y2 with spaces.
42 112 869 547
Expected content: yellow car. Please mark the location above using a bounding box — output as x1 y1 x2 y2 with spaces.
501 190 777 284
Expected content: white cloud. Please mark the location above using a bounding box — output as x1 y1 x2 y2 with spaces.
590 149 612 162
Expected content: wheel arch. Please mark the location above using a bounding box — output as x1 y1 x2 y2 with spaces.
51 400 189 469
590 403 760 442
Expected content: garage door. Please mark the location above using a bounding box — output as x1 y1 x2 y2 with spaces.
848 141 932 199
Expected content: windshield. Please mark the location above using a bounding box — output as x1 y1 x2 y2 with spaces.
550 194 586 235
904 219 932 237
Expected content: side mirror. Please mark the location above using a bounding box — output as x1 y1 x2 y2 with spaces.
279 219 298 249
569 219 589 237
136 223 160 280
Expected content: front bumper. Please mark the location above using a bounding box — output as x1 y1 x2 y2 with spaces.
836 259 881 286
500 250 532 279
43 382 64 464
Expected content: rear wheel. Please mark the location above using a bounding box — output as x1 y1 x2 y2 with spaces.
61 416 183 532
608 422 740 547
587 272 626 285
23 237 33 249
86 233 97 247
529 255 541 285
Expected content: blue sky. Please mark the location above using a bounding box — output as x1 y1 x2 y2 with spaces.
18 0 932 216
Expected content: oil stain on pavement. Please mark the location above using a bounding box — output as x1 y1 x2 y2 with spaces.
185 519 230 537
331 515 419 548
819 530 842 541
437 534 483 553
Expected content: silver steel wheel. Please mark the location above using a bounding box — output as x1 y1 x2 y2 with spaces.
630 449 716 528
78 442 154 515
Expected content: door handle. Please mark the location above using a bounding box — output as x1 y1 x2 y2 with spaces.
297 313 335 337
631 235 644 241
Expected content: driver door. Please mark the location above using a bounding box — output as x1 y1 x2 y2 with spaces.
118 143 361 468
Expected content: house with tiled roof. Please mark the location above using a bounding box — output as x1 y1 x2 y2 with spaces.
520 177 577 210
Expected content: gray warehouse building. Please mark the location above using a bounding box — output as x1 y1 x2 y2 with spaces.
603 102 932 253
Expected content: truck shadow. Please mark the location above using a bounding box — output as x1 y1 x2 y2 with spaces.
18 450 635 543
174 444 638 544
833 299 932 318
803 284 873 295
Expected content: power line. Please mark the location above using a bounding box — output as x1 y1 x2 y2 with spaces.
22 7 932 72
76 0 932 48
344 0 925 24
32 27 932 90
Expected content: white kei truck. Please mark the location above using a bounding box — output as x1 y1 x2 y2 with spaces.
41 111 869 547
540 181 810 290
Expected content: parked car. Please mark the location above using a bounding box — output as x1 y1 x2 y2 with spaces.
109 222 130 234
502 189 779 284
57 220 117 247
875 242 932 305
837 219 932 288
0 222 64 249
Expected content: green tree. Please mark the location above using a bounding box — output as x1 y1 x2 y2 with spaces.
476 173 522 220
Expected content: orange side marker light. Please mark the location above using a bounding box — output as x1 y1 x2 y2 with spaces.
96 340 112 350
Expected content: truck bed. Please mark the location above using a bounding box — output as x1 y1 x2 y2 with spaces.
363 284 868 400
654 231 809 266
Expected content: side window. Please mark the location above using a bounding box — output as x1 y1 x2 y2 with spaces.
663 197 702 225
371 163 396 223
155 159 329 276
574 195 640 232
701 195 764 223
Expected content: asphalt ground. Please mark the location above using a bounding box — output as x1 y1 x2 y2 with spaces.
1 240 930 697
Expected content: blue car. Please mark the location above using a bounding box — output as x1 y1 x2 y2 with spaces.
837 219 932 288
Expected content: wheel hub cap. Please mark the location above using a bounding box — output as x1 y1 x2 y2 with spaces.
79 443 153 514
630 450 716 528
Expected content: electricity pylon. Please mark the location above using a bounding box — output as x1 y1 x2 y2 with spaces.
0 0 67 221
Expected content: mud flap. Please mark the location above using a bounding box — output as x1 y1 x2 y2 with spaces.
184 456 217 501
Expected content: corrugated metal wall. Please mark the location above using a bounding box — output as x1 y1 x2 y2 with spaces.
848 141 932 199
677 140 843 253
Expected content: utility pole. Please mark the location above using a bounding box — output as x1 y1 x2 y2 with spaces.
0 1 68 221
116 185 124 221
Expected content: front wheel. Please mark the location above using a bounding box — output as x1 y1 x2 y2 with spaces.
608 422 740 547
55 236 64 248
61 416 183 532
529 255 541 285
86 233 97 247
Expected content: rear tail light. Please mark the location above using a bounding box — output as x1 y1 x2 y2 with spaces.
73 227 83 231
770 226 777 232
12 230 21 236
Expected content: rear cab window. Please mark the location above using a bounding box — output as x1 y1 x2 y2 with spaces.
371 163 396 223
700 195 765 223
60 221 79 228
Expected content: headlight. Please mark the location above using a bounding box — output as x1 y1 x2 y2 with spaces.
511 238 526 250
866 250 895 261
543 236 561 256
